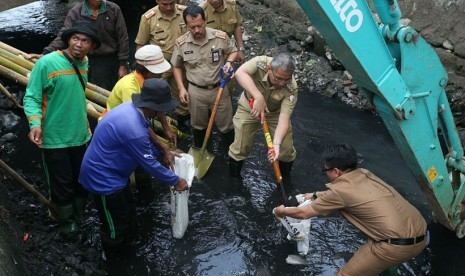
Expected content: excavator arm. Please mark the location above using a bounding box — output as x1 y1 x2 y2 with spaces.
295 0 465 237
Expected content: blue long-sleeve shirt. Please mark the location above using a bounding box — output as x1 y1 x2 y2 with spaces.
79 102 179 195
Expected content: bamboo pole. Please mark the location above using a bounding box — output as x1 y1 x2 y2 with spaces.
85 88 107 107
0 64 28 85
0 48 34 70
87 83 111 97
0 159 58 219
0 41 33 61
0 83 23 109
0 55 30 77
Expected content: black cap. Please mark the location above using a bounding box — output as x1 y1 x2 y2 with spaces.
61 20 101 49
132 79 178 112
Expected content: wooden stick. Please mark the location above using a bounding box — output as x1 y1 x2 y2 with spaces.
0 55 30 77
0 48 34 70
0 82 23 109
0 159 58 219
0 64 28 85
0 42 32 60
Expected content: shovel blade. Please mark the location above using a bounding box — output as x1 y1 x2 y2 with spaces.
188 147 215 179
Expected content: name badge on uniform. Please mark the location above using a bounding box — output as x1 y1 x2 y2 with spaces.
184 50 194 55
211 48 220 62
179 22 186 32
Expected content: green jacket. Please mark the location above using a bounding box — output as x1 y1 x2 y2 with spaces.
24 51 91 149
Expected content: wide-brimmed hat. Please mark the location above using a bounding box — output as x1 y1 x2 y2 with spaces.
135 45 171 74
132 79 178 112
61 20 101 49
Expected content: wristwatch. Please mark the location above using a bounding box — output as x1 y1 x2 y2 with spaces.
239 47 246 51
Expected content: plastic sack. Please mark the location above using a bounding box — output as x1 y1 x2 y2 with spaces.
273 194 312 256
170 153 195 239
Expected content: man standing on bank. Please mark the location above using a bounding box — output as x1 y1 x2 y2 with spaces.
79 79 189 251
135 0 191 128
24 20 100 240
199 0 246 63
171 5 237 151
228 53 298 178
274 144 428 276
32 0 129 90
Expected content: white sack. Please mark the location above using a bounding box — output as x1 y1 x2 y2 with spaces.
273 194 312 256
170 153 194 239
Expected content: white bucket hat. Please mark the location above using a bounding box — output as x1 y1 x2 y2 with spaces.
135 45 171 74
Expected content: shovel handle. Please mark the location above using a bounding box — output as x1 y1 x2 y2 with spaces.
248 98 289 206
262 120 283 185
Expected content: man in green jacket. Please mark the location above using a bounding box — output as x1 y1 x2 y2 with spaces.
24 20 100 240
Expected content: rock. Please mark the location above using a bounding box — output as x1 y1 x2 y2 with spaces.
0 111 20 131
443 40 454 51
0 133 16 143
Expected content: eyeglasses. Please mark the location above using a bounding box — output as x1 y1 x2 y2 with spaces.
321 167 335 175
270 70 292 84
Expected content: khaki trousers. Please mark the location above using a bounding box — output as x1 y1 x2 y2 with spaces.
188 84 233 133
228 94 296 162
338 238 426 276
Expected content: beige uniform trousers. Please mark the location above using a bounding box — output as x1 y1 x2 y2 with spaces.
338 238 426 276
228 94 296 162
188 83 233 133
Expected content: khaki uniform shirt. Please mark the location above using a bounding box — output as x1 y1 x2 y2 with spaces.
135 5 187 60
312 168 427 241
171 27 237 85
240 56 298 115
199 0 244 37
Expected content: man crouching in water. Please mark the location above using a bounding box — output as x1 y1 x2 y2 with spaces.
274 144 427 276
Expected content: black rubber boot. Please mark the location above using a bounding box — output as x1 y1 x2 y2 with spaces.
73 197 87 226
279 161 294 177
278 161 299 206
56 204 80 241
222 130 235 153
229 157 244 178
176 114 191 131
192 128 206 148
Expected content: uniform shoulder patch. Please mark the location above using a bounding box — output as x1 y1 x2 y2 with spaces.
214 30 227 40
176 33 189 45
143 8 157 20
198 1 207 9
176 4 186 11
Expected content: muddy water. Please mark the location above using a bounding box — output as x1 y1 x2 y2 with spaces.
2 1 465 275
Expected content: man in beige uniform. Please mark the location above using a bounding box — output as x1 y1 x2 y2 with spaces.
274 144 428 276
228 53 298 178
135 0 190 127
199 0 246 63
171 5 237 150
199 0 246 96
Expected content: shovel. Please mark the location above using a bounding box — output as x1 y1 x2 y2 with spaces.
248 98 290 206
189 67 233 179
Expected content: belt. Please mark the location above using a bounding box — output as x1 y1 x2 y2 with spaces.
189 81 220 90
380 234 426 245
243 91 250 100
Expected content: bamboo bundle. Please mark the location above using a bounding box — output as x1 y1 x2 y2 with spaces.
0 55 30 77
0 42 189 140
0 48 34 70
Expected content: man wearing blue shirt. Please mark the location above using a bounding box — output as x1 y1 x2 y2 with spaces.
79 78 188 251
